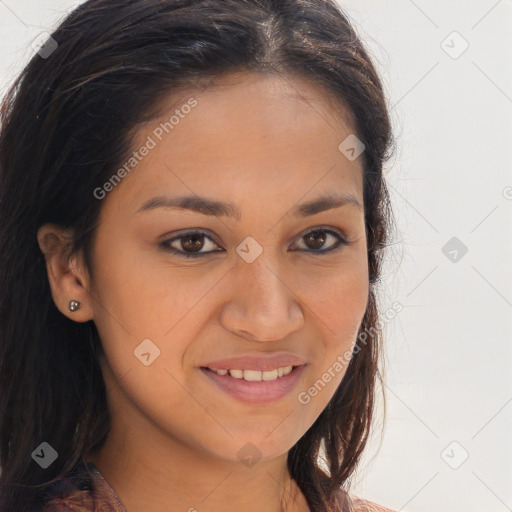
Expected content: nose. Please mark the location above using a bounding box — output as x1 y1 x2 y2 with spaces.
219 257 304 342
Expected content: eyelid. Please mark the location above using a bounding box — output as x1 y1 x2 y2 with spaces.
159 229 222 257
290 226 349 252
159 225 351 258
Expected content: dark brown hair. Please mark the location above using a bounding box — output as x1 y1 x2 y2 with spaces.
0 1 396 510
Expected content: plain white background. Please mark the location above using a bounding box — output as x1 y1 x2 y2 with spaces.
1 1 511 511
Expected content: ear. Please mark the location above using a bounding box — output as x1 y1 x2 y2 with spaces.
37 223 94 323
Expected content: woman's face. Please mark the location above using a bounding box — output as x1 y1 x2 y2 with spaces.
84 72 369 463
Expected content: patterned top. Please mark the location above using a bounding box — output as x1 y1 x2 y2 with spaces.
41 460 397 512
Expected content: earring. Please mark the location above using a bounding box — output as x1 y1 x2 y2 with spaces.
68 299 81 312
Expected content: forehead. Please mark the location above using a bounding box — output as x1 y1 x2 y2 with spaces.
102 72 364 215
148 71 357 128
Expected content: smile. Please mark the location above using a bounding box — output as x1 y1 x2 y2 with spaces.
204 365 297 381
200 364 307 404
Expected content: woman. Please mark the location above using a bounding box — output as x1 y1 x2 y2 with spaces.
0 0 397 511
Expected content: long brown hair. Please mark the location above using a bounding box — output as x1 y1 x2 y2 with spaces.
0 1 396 510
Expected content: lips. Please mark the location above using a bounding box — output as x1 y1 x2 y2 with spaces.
200 352 307 372
200 363 307 404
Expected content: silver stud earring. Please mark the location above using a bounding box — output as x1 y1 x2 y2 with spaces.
68 300 81 312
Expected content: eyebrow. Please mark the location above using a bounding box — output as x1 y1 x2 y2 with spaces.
135 192 363 220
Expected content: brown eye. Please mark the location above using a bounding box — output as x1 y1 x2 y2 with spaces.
180 233 206 253
303 230 327 250
160 227 350 259
294 228 349 254
160 231 222 258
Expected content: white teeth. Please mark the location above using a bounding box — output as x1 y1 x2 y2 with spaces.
243 370 262 381
209 365 295 381
262 369 278 381
282 365 293 376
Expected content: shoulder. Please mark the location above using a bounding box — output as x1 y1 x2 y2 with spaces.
40 459 126 512
335 488 397 512
348 494 397 512
42 485 124 512
40 492 95 511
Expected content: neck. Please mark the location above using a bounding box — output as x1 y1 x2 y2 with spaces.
85 357 311 512
86 442 308 512
85 414 309 512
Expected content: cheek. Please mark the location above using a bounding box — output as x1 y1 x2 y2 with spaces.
89 248 227 391
90 256 199 418
300 263 369 338
90 245 194 336
293 272 368 420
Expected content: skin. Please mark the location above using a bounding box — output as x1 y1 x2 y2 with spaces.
37 72 369 512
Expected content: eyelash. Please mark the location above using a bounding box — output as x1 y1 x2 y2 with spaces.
159 227 351 259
